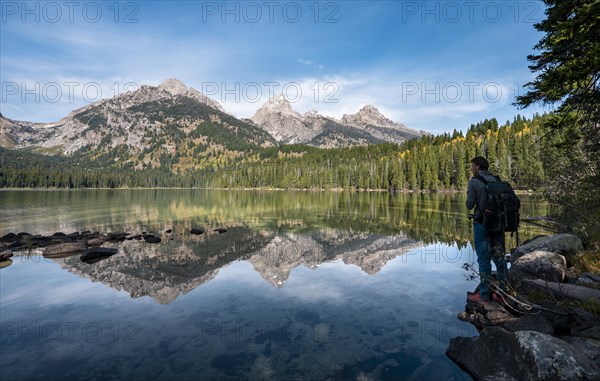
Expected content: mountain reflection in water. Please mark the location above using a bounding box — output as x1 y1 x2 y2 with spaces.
0 190 549 381
51 226 423 304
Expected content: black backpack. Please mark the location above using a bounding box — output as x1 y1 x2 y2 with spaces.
474 175 521 233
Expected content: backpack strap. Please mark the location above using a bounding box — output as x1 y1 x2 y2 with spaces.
472 175 487 216
474 175 488 184
473 174 501 216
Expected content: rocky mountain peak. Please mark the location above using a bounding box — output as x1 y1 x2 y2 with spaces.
153 78 226 113
157 78 189 96
250 96 427 147
304 109 320 118
250 95 308 144
66 78 226 117
261 94 294 113
358 105 384 117
341 105 399 128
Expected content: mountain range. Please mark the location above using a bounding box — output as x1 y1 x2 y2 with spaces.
0 78 427 171
248 94 426 147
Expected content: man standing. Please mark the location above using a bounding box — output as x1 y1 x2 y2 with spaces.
466 156 506 303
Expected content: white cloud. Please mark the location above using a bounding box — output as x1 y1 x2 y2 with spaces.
297 59 314 65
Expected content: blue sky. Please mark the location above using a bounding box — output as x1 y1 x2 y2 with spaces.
1 0 551 134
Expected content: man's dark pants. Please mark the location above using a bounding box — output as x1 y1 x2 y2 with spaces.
473 222 507 301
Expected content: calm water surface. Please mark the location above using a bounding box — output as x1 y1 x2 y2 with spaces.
0 190 549 381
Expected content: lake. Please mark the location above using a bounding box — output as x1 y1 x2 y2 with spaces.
0 190 549 381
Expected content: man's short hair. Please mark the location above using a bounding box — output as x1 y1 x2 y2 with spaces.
470 156 489 170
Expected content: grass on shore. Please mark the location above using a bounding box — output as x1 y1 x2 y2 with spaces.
572 250 600 274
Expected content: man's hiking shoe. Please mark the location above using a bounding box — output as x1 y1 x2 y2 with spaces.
467 292 491 304
492 292 509 307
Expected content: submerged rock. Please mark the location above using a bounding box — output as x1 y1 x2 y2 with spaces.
44 251 84 259
105 232 128 242
80 247 119 263
375 338 402 354
87 238 105 246
43 241 87 256
2 229 169 257
0 251 13 260
0 233 17 242
6 241 23 249
144 236 162 244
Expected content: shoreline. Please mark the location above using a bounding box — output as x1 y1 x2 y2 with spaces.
0 187 538 194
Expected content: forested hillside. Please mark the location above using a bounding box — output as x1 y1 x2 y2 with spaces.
0 114 547 191
210 114 546 190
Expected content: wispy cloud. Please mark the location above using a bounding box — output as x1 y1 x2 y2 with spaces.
297 59 314 66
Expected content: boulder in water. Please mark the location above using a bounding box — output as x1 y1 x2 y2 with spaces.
43 241 87 256
0 233 17 242
0 251 13 260
16 232 32 240
144 236 162 244
80 247 119 263
87 238 105 247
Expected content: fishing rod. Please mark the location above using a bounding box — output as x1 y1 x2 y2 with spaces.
462 262 568 316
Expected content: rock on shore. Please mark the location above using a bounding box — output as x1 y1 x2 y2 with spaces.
448 233 600 381
512 233 583 263
509 250 567 283
447 327 600 381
